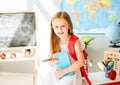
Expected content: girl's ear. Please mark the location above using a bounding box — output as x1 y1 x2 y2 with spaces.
68 28 72 35
68 29 71 33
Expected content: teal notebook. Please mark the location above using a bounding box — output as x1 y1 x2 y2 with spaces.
53 50 75 78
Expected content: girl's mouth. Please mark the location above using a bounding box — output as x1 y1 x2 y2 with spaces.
58 32 64 35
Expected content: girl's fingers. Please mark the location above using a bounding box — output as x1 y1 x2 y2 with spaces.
52 57 59 63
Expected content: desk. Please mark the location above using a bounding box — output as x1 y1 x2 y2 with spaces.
88 71 120 85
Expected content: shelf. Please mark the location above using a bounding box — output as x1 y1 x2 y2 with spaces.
0 57 35 62
0 47 37 62
0 51 36 62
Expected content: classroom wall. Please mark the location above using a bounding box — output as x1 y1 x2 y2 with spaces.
86 36 110 72
0 0 60 73
0 0 111 74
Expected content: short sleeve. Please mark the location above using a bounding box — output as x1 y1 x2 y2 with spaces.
79 38 85 51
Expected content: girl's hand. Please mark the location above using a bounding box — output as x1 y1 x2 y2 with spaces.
48 57 59 67
55 69 66 79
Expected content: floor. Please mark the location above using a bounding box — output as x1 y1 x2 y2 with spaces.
0 72 38 85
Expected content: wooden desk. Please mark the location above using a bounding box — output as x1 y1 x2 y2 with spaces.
88 71 120 85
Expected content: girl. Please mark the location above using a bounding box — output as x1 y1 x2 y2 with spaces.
40 11 85 85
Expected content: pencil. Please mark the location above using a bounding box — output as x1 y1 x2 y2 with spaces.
42 59 52 62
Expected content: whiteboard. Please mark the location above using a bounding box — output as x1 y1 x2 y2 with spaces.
0 12 36 47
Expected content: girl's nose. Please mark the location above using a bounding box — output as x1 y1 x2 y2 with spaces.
58 27 62 31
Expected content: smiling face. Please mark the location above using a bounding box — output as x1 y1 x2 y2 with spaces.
52 18 69 38
50 11 74 53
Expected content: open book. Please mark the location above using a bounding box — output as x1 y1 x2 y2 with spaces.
53 50 75 78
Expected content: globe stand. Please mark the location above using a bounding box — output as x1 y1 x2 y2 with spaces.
109 41 120 48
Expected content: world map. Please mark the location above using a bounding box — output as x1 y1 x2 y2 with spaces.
61 0 120 34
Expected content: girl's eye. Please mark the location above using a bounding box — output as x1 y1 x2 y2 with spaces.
61 25 65 28
54 26 58 28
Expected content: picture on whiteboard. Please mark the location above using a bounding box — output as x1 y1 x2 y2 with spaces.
0 12 36 47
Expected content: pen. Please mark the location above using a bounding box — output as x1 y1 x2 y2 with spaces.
42 59 52 62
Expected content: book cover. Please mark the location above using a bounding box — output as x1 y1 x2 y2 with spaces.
53 50 74 78
104 51 120 76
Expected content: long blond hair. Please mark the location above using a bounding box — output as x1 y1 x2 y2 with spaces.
50 11 74 54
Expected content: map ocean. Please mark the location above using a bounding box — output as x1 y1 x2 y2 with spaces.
61 0 120 35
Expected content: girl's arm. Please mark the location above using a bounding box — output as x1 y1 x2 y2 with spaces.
55 39 85 78
64 39 85 72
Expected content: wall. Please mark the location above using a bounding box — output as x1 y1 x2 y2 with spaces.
0 0 60 73
0 0 112 74
86 35 110 72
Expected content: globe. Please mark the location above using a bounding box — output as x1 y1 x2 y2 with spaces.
106 19 120 47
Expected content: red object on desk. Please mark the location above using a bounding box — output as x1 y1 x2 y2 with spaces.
0 53 6 59
100 81 120 85
108 70 116 80
10 53 16 59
